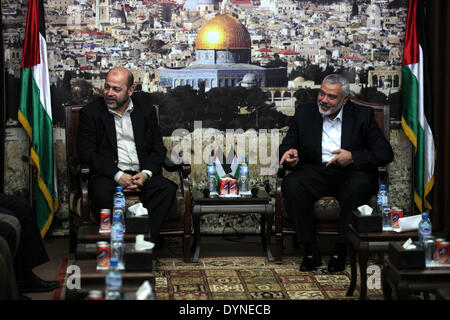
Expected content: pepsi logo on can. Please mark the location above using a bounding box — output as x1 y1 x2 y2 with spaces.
96 241 110 270
219 179 229 196
437 241 450 265
391 207 403 229
100 209 111 232
229 179 239 195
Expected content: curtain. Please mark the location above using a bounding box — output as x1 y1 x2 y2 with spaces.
425 0 450 233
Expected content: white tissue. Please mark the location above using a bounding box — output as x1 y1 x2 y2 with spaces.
135 234 155 251
402 238 417 250
136 280 153 300
128 202 148 217
393 214 422 233
357 205 373 216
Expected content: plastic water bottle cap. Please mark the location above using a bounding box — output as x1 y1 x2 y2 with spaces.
380 184 386 190
209 156 214 162
116 186 123 192
422 212 429 219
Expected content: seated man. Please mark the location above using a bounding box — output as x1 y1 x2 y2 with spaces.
0 193 59 294
77 67 176 246
279 74 394 272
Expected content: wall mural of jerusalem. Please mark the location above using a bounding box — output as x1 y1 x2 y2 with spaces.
2 0 411 235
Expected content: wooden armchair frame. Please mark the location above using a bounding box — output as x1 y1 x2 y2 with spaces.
65 104 192 262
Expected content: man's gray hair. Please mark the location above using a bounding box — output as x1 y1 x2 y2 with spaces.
322 74 350 97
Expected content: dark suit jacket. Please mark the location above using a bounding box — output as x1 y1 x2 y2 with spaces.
77 94 166 180
279 100 394 173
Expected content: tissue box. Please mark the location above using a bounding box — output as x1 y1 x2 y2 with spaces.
351 211 382 233
388 242 425 270
125 210 150 234
124 244 153 271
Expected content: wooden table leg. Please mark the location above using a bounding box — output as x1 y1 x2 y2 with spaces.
358 243 369 300
381 264 393 300
346 240 357 297
192 205 201 263
265 204 274 262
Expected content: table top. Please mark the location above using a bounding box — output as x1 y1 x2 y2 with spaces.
192 190 272 205
385 261 450 278
73 260 155 280
349 224 419 241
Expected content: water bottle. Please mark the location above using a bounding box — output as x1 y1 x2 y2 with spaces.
105 257 122 300
380 185 392 231
376 184 386 216
206 156 218 196
418 212 432 245
113 186 126 230
239 156 249 194
111 215 124 270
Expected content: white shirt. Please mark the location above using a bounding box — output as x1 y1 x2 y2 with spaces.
321 106 343 163
108 100 152 183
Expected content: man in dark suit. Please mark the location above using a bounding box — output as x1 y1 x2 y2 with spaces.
77 67 176 245
279 74 394 272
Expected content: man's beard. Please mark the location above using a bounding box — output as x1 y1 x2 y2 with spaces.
104 96 128 110
317 99 344 117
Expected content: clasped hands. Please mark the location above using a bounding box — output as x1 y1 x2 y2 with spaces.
280 148 353 167
118 172 148 192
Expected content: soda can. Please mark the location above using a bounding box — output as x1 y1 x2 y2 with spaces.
229 178 239 195
99 209 111 233
87 290 103 300
219 178 229 196
424 239 436 264
436 241 450 265
435 238 445 261
96 241 110 270
391 207 403 229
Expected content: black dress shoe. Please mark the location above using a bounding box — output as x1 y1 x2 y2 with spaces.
300 255 322 271
327 254 346 272
18 273 60 293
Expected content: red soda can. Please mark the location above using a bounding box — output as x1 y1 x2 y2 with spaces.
99 209 111 233
219 178 229 196
87 290 103 300
391 207 403 229
436 241 450 265
229 179 239 195
96 241 110 270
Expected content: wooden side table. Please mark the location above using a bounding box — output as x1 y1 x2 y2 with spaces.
346 225 418 300
65 260 156 300
382 262 450 300
192 190 274 262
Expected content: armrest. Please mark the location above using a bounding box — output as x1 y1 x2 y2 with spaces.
164 156 192 222
79 163 92 224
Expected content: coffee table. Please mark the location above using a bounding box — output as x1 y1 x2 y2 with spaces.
382 261 450 300
346 224 418 299
65 259 155 298
192 190 274 262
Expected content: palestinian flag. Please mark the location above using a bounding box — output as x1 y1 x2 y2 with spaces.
214 146 240 179
401 0 435 213
18 0 58 237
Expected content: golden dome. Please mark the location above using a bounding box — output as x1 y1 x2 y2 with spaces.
195 14 251 50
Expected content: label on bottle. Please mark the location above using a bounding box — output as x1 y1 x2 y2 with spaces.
114 197 125 207
240 166 248 175
106 274 122 290
111 226 124 241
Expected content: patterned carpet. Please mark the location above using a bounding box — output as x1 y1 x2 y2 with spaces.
154 256 384 300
